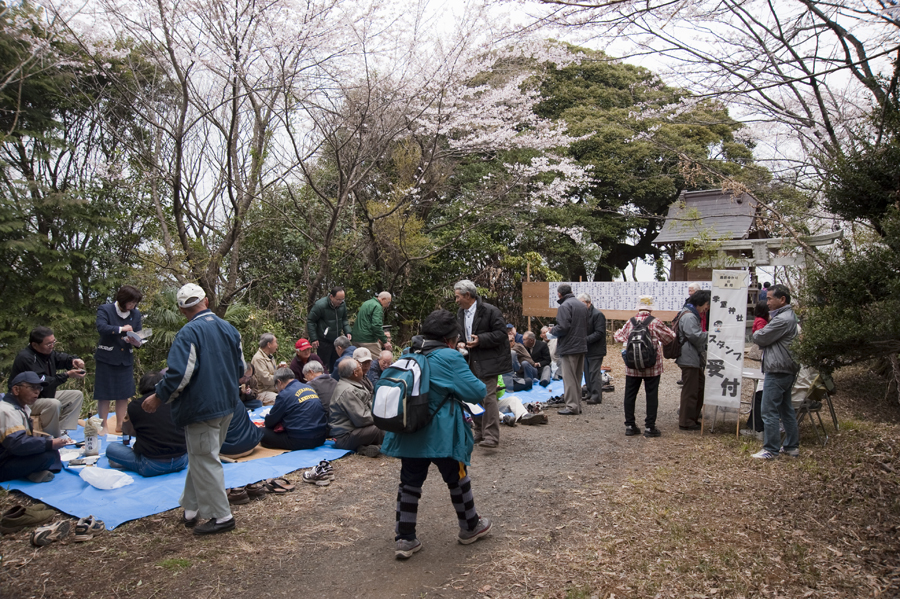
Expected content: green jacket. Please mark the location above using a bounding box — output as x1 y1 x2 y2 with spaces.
306 295 351 343
353 298 387 344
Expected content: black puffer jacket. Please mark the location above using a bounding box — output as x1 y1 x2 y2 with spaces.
585 305 607 358
456 300 510 378
551 293 588 356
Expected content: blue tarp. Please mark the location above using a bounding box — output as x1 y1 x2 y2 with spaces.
3 436 350 529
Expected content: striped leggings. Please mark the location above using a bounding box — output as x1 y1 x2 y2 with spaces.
395 457 480 541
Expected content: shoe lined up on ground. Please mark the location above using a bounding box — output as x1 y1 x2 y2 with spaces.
227 487 250 505
31 520 71 547
458 517 492 545
0 503 54 534
525 402 543 414
73 515 105 542
302 463 333 486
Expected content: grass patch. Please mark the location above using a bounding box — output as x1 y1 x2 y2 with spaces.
158 557 191 570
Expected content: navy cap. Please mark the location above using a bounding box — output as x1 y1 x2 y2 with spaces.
10 372 46 387
506 323 514 329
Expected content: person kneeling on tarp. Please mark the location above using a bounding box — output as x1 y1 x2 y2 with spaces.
0 372 65 483
107 371 188 477
261 368 327 451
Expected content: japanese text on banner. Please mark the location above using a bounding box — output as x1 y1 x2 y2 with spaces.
703 270 749 409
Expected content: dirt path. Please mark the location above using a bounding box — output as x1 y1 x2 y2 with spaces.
2 357 898 598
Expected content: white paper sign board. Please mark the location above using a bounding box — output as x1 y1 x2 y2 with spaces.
548 282 710 312
703 270 749 409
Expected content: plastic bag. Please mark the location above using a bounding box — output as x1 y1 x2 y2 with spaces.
79 467 134 490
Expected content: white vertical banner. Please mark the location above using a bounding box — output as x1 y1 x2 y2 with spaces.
703 270 749 409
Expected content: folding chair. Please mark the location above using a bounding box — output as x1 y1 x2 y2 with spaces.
792 369 836 446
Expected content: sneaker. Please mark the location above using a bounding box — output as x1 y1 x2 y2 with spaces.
458 517 491 545
625 425 640 436
501 413 517 427
644 427 661 438
520 413 548 425
751 449 779 460
395 538 422 559
31 520 71 547
317 460 335 480
302 465 333 487
780 447 800 458
73 515 106 542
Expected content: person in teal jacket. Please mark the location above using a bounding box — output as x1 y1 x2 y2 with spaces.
381 309 493 560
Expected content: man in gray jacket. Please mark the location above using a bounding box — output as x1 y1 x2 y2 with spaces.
551 285 588 415
578 293 607 405
329 359 384 456
675 290 710 430
751 285 800 459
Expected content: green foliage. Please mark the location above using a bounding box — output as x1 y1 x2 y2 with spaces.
796 88 900 376
525 44 764 280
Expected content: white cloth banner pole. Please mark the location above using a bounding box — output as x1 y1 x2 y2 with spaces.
703 270 749 409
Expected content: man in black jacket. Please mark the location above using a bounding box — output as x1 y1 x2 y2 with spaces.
551 285 588 415
9 327 85 438
522 331 552 387
455 279 509 448
578 293 607 405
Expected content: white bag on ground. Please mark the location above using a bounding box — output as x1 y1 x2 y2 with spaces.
80 467 134 490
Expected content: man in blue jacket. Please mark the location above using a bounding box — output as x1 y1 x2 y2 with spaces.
0 372 67 483
142 283 245 535
261 368 327 450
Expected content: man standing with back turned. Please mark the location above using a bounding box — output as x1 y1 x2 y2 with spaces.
552 285 588 415
142 283 245 535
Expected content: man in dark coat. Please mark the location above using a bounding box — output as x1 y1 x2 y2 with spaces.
306 286 352 372
454 279 509 449
551 284 588 415
578 293 607 405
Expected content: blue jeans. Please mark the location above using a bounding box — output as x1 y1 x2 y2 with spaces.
761 371 799 454
106 442 189 477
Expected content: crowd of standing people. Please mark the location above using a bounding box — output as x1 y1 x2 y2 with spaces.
1 276 801 553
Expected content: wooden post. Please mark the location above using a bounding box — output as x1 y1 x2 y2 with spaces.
526 263 531 332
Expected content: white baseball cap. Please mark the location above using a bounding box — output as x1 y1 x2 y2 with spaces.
176 283 207 308
352 347 373 363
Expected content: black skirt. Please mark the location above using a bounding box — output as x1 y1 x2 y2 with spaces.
93 361 136 401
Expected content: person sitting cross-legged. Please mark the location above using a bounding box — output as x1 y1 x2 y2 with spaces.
107 371 189 477
329 358 384 455
0 372 65 483
261 368 327 451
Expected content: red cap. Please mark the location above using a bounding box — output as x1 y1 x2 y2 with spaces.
295 339 312 351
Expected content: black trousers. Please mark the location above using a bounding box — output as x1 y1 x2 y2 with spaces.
623 375 660 428
260 428 325 451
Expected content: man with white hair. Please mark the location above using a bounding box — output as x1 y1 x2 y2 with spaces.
354 292 393 356
368 349 394 385
304 361 336 417
454 279 510 449
329 358 384 455
251 333 279 405
143 283 245 535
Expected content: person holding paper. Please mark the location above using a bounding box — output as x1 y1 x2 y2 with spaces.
94 285 145 436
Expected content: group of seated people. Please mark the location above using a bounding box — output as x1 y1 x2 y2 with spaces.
0 330 396 484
